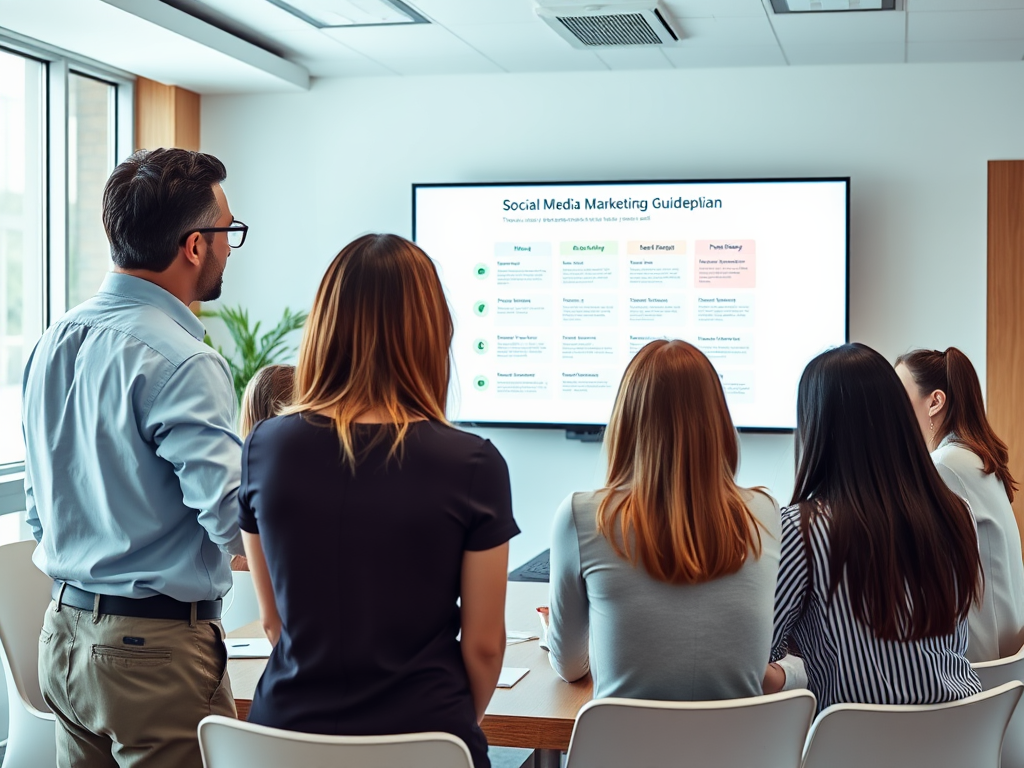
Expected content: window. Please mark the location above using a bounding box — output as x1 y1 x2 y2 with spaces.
69 72 118 309
0 34 133 530
0 49 44 469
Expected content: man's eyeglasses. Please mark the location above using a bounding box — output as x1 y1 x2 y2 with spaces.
182 220 248 249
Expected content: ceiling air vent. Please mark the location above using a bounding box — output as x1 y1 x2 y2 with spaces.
536 3 682 49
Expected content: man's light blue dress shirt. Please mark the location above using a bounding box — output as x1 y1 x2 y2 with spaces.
22 273 244 602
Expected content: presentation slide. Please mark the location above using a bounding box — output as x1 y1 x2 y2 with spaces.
413 180 848 430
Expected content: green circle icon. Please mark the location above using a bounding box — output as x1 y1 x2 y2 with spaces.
474 263 489 279
473 338 489 355
473 300 488 317
473 375 489 391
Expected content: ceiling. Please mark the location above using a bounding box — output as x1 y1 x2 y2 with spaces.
162 0 1024 78
0 0 1022 93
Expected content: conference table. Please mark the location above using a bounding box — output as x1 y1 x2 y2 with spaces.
228 582 593 762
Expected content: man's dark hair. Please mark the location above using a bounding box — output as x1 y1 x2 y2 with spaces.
102 148 227 272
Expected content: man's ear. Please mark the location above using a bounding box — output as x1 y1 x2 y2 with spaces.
180 232 205 268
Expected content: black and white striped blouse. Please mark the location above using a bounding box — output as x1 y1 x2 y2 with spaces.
771 503 981 712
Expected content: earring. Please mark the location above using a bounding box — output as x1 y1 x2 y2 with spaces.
929 418 934 433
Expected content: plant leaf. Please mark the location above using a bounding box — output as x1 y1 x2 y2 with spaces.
200 304 309 405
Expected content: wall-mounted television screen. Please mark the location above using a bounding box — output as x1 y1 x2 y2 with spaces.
412 179 849 431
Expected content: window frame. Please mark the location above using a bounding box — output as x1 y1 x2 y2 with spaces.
0 30 135 517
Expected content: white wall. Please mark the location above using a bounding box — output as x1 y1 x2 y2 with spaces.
202 61 1024 567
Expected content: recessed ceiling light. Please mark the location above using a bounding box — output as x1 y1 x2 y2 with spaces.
769 0 900 12
265 0 428 27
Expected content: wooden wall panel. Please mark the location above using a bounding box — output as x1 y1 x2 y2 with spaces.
134 76 200 151
173 87 201 152
987 160 1024 546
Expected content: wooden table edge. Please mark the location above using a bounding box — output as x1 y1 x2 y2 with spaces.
481 714 574 752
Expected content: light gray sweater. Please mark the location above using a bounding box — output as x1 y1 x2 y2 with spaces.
547 488 781 701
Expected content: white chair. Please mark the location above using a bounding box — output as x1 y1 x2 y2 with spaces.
974 647 1024 768
564 690 817 768
220 570 261 633
0 540 56 768
801 681 1023 768
1 660 9 745
198 715 474 768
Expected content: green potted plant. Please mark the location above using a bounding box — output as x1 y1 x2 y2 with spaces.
199 304 308 405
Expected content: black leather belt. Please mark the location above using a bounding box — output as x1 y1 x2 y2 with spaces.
52 582 222 621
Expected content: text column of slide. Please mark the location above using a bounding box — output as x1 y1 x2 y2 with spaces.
695 239 757 403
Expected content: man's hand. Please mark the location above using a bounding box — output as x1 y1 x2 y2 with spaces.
230 555 249 571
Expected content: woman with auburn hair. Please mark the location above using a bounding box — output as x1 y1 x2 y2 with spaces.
896 347 1024 661
239 234 518 768
766 343 982 708
546 339 781 700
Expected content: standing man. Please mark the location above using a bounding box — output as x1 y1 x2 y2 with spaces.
22 148 247 768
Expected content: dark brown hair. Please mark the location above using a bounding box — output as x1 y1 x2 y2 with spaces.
896 347 1017 502
239 364 295 437
102 148 226 272
285 234 452 470
793 343 982 642
597 340 764 584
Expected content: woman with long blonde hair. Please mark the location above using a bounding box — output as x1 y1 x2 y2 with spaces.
546 339 780 699
239 234 519 768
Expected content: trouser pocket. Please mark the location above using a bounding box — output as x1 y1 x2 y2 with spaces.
91 645 173 667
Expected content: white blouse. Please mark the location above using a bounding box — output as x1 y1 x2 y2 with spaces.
933 437 1024 662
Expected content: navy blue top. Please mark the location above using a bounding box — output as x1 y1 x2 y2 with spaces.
239 415 518 768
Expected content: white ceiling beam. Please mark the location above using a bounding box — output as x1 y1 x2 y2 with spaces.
0 0 310 93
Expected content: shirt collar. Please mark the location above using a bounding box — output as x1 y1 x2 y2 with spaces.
936 432 957 451
98 273 207 341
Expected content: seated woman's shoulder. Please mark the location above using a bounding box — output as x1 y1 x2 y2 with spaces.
742 486 778 509
933 440 984 474
741 486 780 517
738 487 782 538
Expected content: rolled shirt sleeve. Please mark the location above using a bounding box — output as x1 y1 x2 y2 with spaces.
146 353 244 557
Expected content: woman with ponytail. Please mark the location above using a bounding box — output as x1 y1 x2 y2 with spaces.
546 340 781 700
897 347 1024 661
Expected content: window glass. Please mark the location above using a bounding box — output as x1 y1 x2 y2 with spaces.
0 49 45 467
68 72 116 309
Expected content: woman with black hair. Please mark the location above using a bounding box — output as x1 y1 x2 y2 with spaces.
765 343 982 709
896 347 1024 661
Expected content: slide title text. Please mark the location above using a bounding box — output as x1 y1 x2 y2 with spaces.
501 196 724 213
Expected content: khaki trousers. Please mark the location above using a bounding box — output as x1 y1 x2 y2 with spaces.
39 599 236 768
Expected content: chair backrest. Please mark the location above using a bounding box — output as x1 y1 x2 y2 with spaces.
220 570 261 633
564 690 817 768
974 649 1024 768
801 681 1023 768
198 715 474 768
0 540 52 714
